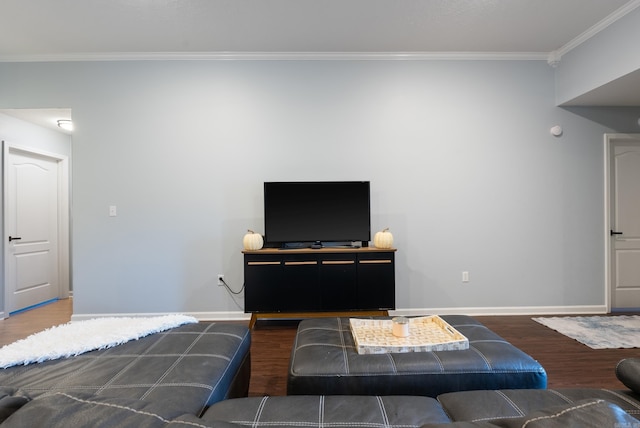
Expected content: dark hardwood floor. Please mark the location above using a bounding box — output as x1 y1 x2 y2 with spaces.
1 300 637 396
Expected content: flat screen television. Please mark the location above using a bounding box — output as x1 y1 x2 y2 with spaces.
264 181 370 248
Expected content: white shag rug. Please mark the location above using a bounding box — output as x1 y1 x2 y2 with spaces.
0 314 197 369
532 315 640 349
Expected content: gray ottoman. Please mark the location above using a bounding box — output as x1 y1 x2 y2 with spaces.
287 315 547 397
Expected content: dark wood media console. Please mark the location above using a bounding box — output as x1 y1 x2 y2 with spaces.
243 247 396 328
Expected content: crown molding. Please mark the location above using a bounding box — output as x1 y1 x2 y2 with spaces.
0 51 549 63
550 0 640 65
2 1 638 64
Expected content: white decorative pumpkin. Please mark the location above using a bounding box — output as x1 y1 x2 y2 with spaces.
373 228 394 249
243 230 264 250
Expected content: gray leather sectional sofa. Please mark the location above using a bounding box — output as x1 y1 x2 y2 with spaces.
5 360 640 427
1 318 640 427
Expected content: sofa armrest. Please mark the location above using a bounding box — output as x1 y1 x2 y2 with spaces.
422 399 637 428
0 387 29 424
616 358 640 393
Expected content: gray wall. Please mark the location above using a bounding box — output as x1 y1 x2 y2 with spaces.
1 59 639 318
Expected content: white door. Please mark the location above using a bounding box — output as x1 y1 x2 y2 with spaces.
609 136 640 309
4 144 66 314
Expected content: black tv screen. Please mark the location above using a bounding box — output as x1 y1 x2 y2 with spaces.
264 181 370 246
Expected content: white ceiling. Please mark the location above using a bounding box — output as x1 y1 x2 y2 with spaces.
0 0 635 58
1 0 639 114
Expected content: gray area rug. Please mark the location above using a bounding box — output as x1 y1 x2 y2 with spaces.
532 315 640 349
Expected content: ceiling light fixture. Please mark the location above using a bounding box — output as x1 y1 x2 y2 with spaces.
57 119 73 131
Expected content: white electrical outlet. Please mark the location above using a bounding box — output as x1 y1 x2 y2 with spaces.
462 271 469 283
217 274 224 286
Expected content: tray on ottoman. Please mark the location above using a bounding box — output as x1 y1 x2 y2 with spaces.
350 315 469 354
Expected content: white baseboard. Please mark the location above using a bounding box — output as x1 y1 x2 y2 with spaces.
70 311 252 322
389 305 608 317
70 305 608 322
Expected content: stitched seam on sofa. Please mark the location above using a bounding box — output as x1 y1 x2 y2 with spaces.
598 389 640 411
376 396 390 427
431 352 444 372
435 396 454 421
496 390 525 417
337 318 350 375
615 359 626 378
546 389 573 404
450 324 488 331
201 327 250 413
290 344 352 375
471 415 522 422
23 353 236 360
31 383 215 396
188 324 249 416
294 343 352 351
141 322 215 401
295 343 347 350
224 422 420 427
95 328 169 397
318 395 325 428
288 369 544 377
55 392 214 428
449 322 484 327
520 399 604 428
6 326 240 396
252 395 269 428
469 347 492 370
298 326 338 336
469 340 509 345
467 391 525 422
386 354 398 374
28 345 123 394
289 370 540 377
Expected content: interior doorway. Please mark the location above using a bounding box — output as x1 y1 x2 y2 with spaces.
3 142 70 316
605 133 640 312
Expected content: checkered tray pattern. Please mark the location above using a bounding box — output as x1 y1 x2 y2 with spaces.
349 315 469 354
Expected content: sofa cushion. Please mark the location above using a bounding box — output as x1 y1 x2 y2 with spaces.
437 388 640 421
422 399 638 428
203 395 452 427
0 322 251 416
0 391 232 428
